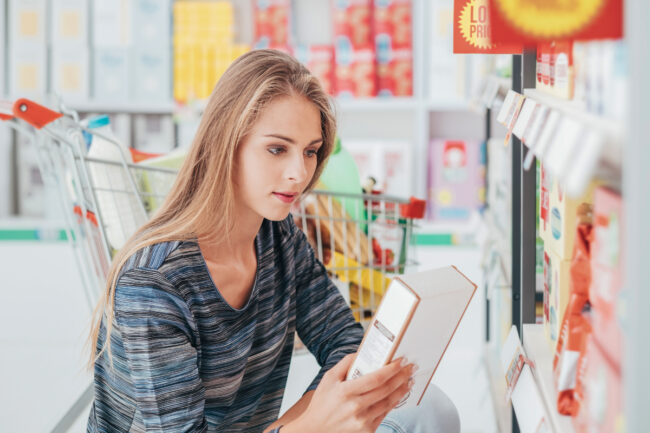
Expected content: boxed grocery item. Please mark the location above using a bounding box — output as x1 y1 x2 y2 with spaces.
547 177 598 260
134 114 175 153
346 139 411 196
376 47 413 97
590 187 624 369
132 0 171 47
10 47 47 99
543 248 571 350
428 140 486 220
332 0 373 48
51 48 89 102
294 44 335 95
9 0 46 46
51 0 88 48
92 0 131 47
574 337 624 433
551 40 574 100
537 42 551 93
539 163 552 243
254 0 291 47
373 0 412 49
132 47 171 102
93 48 129 101
334 46 377 98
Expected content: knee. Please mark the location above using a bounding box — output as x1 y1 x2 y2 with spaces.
420 384 460 433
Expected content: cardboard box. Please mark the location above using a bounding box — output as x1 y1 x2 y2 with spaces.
132 47 171 102
346 140 411 196
9 0 46 46
254 0 291 47
590 187 624 370
376 47 413 97
93 48 129 101
332 0 373 48
51 48 89 102
92 0 131 47
132 0 171 47
51 0 88 48
551 40 574 99
334 46 377 98
10 46 47 99
546 177 597 260
574 337 624 433
373 0 412 49
428 140 486 220
543 248 571 350
294 44 335 95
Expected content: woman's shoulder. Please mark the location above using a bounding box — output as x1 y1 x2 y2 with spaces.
118 239 199 282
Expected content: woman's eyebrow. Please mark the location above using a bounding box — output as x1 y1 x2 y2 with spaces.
264 134 323 146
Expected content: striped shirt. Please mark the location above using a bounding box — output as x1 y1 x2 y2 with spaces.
87 216 364 432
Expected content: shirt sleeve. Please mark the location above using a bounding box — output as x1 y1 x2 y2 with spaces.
114 268 208 432
290 219 365 392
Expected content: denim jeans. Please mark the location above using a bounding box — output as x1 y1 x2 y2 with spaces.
376 383 460 433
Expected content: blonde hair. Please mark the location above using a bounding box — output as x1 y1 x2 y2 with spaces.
87 49 337 368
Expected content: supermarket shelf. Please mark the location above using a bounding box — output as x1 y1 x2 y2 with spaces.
426 100 471 111
484 345 512 433
68 100 177 114
522 324 577 433
335 97 419 112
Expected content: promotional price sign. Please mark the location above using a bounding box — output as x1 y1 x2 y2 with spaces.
453 0 522 53
489 0 623 44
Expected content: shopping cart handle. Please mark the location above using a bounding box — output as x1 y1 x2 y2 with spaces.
12 98 63 129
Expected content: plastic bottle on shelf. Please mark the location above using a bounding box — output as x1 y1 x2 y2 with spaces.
86 115 147 251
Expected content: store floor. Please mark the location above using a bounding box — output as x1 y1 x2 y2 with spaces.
0 238 497 433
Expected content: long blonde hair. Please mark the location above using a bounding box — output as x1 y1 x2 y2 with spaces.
87 49 337 368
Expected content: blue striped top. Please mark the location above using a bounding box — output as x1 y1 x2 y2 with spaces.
87 216 364 432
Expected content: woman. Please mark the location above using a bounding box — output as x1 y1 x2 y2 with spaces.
86 49 459 433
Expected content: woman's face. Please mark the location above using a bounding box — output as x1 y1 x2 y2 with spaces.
234 94 323 222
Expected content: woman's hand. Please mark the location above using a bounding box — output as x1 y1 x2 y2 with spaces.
283 353 416 433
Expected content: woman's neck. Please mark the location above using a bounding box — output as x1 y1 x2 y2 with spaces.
199 210 263 264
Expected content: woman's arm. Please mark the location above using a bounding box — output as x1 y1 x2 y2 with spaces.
262 390 314 433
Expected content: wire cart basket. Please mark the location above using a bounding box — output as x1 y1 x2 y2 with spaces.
1 97 425 429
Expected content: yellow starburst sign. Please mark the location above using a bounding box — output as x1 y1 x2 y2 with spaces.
453 0 522 54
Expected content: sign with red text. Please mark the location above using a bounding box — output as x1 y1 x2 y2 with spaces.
489 0 623 44
453 0 522 53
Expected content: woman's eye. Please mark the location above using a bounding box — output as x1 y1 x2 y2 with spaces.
268 147 285 155
305 149 318 158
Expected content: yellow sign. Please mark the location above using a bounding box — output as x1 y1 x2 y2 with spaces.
493 0 605 38
459 0 492 50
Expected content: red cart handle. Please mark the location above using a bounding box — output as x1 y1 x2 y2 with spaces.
12 98 63 129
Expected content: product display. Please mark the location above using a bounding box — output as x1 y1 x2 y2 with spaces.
346 140 411 197
374 0 413 96
543 248 571 349
254 0 292 48
293 45 335 95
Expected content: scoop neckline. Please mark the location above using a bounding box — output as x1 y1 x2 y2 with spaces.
194 231 263 313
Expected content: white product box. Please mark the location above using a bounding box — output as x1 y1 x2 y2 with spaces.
134 114 175 153
51 0 89 48
51 48 89 102
93 48 130 101
10 46 47 99
92 0 131 47
346 140 412 196
9 0 46 46
132 47 171 102
132 0 171 47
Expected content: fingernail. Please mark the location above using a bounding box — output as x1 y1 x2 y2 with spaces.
400 357 409 367
408 378 415 389
411 364 419 374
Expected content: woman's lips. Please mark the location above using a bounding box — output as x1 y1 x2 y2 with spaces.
273 192 297 203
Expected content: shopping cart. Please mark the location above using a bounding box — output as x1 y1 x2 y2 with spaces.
1 97 425 430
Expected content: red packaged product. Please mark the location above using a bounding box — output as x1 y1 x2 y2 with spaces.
332 0 373 48
376 47 412 96
294 45 335 95
254 0 291 47
334 47 377 98
373 0 412 49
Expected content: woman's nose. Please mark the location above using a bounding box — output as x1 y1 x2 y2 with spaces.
286 152 308 183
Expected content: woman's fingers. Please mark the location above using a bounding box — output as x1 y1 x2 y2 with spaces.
325 353 357 383
357 363 414 408
343 357 408 395
365 379 413 426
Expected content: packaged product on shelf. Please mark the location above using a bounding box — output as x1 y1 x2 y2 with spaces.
131 0 171 47
133 114 175 154
590 186 624 370
332 0 373 48
93 48 129 101
539 163 551 243
174 1 233 45
92 0 131 47
51 0 89 48
553 222 592 416
547 177 598 260
132 47 171 102
51 47 89 102
10 46 46 99
537 42 551 93
376 47 413 97
573 336 624 433
9 0 46 46
373 0 411 48
543 247 571 349
254 0 291 48
294 45 335 95
586 41 604 115
572 41 588 107
334 46 377 98
428 140 486 220
345 140 410 197
551 40 574 100
601 39 627 120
